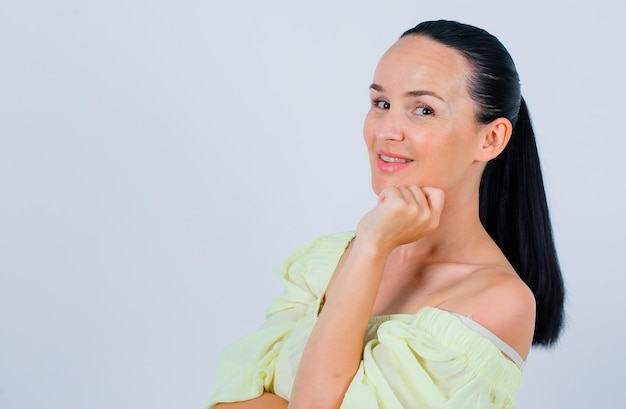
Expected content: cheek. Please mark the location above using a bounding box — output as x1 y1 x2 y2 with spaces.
433 144 471 176
362 114 377 149
412 127 474 180
432 136 481 186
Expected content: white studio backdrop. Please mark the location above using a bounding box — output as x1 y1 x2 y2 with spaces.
1 1 624 408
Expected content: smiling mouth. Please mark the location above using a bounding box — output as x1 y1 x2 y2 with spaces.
379 154 413 164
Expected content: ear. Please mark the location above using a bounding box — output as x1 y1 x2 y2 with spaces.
475 117 513 162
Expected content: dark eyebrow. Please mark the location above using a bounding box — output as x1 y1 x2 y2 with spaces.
369 83 446 102
369 83 385 92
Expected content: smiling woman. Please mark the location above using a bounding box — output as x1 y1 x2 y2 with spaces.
364 35 501 195
208 20 564 409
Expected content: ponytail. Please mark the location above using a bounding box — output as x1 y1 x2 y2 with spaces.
479 97 565 346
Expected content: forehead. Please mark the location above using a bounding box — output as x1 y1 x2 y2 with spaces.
374 35 472 97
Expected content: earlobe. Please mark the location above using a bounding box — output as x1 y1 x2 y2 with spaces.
476 118 513 162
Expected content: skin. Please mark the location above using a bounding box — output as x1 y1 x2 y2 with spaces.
217 35 536 409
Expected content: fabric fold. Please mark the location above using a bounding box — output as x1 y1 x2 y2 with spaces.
342 307 520 408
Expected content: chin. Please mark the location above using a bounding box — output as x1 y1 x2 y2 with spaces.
370 178 393 196
371 176 443 195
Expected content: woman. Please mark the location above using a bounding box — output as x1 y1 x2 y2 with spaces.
208 20 565 409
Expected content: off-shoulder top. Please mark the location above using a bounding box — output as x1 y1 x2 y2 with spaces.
208 231 523 409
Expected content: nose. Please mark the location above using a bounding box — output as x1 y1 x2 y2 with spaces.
375 109 404 142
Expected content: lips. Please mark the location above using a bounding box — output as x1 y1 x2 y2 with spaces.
380 153 412 164
376 151 413 173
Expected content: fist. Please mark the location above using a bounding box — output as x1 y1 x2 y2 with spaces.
356 185 445 252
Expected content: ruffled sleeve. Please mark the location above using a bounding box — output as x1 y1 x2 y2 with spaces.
207 232 355 408
341 307 522 409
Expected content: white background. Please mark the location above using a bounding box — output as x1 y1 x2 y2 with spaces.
1 1 624 408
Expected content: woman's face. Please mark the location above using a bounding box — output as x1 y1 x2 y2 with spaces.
364 35 487 196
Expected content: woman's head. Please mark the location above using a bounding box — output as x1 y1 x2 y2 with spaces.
364 23 514 195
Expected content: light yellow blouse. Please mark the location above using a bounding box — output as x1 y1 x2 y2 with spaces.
208 231 522 409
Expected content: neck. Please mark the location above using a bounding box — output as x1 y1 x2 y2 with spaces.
393 176 487 264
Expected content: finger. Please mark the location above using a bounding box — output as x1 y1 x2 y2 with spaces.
396 185 416 204
421 187 445 217
406 185 429 209
378 185 402 205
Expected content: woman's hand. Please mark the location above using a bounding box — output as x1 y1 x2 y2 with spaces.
357 185 445 252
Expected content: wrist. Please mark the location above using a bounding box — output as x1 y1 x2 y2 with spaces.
352 233 396 258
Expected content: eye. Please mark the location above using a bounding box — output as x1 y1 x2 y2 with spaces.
415 105 433 116
373 100 391 110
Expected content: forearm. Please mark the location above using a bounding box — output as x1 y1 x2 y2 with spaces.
289 237 390 408
215 393 288 409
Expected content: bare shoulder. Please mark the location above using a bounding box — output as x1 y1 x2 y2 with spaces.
446 267 536 360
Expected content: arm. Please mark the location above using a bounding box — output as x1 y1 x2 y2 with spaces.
208 233 359 409
289 186 445 409
216 393 288 409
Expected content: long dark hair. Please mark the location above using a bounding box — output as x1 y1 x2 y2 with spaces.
401 20 565 346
